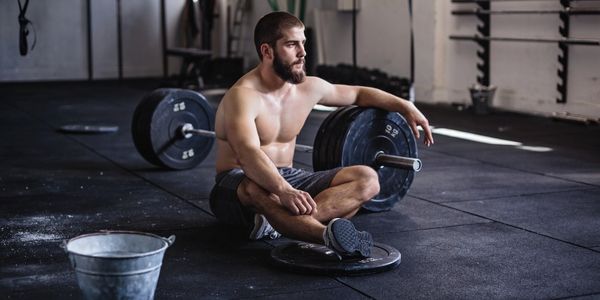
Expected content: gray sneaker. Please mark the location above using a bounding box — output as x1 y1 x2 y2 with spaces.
323 218 373 258
249 214 281 240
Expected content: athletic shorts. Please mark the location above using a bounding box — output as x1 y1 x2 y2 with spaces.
209 167 342 227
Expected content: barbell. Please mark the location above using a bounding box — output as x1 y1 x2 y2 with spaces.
131 88 422 211
177 124 421 171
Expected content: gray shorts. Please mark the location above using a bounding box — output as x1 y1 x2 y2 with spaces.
209 167 342 227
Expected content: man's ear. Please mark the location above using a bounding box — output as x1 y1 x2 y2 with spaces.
260 44 273 60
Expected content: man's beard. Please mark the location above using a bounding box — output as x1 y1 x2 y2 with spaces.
273 51 306 84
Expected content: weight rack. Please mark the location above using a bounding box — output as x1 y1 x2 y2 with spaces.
450 0 600 103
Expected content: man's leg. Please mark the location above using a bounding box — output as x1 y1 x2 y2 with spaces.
238 178 326 243
238 165 379 243
312 165 380 222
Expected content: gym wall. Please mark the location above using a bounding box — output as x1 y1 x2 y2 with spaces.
245 1 599 119
1 0 598 118
437 1 600 118
0 0 184 81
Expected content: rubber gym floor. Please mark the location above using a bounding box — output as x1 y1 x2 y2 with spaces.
1 80 599 299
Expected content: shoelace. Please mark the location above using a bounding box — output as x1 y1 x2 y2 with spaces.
268 231 280 239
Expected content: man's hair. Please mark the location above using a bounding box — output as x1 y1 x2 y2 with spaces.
254 11 304 60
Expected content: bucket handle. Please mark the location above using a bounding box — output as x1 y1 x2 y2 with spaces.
164 235 176 247
60 239 68 253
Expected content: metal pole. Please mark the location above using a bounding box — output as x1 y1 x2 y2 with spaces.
449 35 600 46
116 0 123 80
452 8 600 15
160 0 167 78
452 0 600 3
86 0 93 80
375 152 422 172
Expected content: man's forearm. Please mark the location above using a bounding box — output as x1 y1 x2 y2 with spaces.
354 86 413 114
237 147 291 196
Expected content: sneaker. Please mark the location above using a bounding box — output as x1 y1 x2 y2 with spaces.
249 214 281 240
323 218 373 258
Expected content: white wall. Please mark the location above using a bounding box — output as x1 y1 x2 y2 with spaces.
305 0 600 118
1 0 598 118
0 0 185 81
0 0 88 80
439 1 600 117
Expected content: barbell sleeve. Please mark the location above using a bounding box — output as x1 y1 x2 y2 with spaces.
182 125 216 138
294 144 314 153
374 152 422 172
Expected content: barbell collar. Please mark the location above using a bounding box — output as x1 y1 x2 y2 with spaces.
374 151 422 172
181 123 216 138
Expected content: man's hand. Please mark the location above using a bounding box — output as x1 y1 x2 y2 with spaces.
403 102 434 147
278 188 318 215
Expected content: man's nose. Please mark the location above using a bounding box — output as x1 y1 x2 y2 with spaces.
297 44 306 58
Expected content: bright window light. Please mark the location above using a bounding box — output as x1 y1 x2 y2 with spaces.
428 127 553 152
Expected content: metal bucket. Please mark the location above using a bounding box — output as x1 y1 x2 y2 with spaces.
469 84 497 115
64 231 175 300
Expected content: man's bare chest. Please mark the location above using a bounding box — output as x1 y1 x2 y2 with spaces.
255 100 313 143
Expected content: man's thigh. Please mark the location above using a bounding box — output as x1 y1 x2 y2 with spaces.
280 167 342 198
209 169 254 227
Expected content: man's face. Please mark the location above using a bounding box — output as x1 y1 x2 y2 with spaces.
271 27 306 84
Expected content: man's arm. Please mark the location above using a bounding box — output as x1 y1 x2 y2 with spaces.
222 88 317 215
313 78 434 146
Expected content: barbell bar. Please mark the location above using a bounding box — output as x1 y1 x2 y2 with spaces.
132 88 422 211
179 123 422 172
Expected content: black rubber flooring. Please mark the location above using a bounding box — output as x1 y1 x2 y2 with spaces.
1 81 599 299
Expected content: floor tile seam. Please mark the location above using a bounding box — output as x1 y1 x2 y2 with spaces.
552 291 600 300
20 104 216 218
24 111 215 219
230 286 361 299
420 186 599 204
413 196 600 254
185 199 215 217
0 270 73 285
425 149 600 188
333 278 377 299
125 172 215 217
374 221 493 236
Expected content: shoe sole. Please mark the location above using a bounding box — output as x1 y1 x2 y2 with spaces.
249 214 281 240
327 218 373 257
248 214 266 240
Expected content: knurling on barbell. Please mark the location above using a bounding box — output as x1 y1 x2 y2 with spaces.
132 88 421 211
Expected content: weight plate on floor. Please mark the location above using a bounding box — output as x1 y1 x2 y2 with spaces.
131 88 214 170
270 242 401 276
59 124 119 134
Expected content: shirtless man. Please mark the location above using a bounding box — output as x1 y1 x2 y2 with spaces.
209 12 433 258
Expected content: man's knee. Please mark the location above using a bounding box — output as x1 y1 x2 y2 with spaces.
336 166 380 201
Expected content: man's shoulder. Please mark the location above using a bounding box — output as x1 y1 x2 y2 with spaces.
300 76 330 88
297 76 332 96
222 85 263 108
